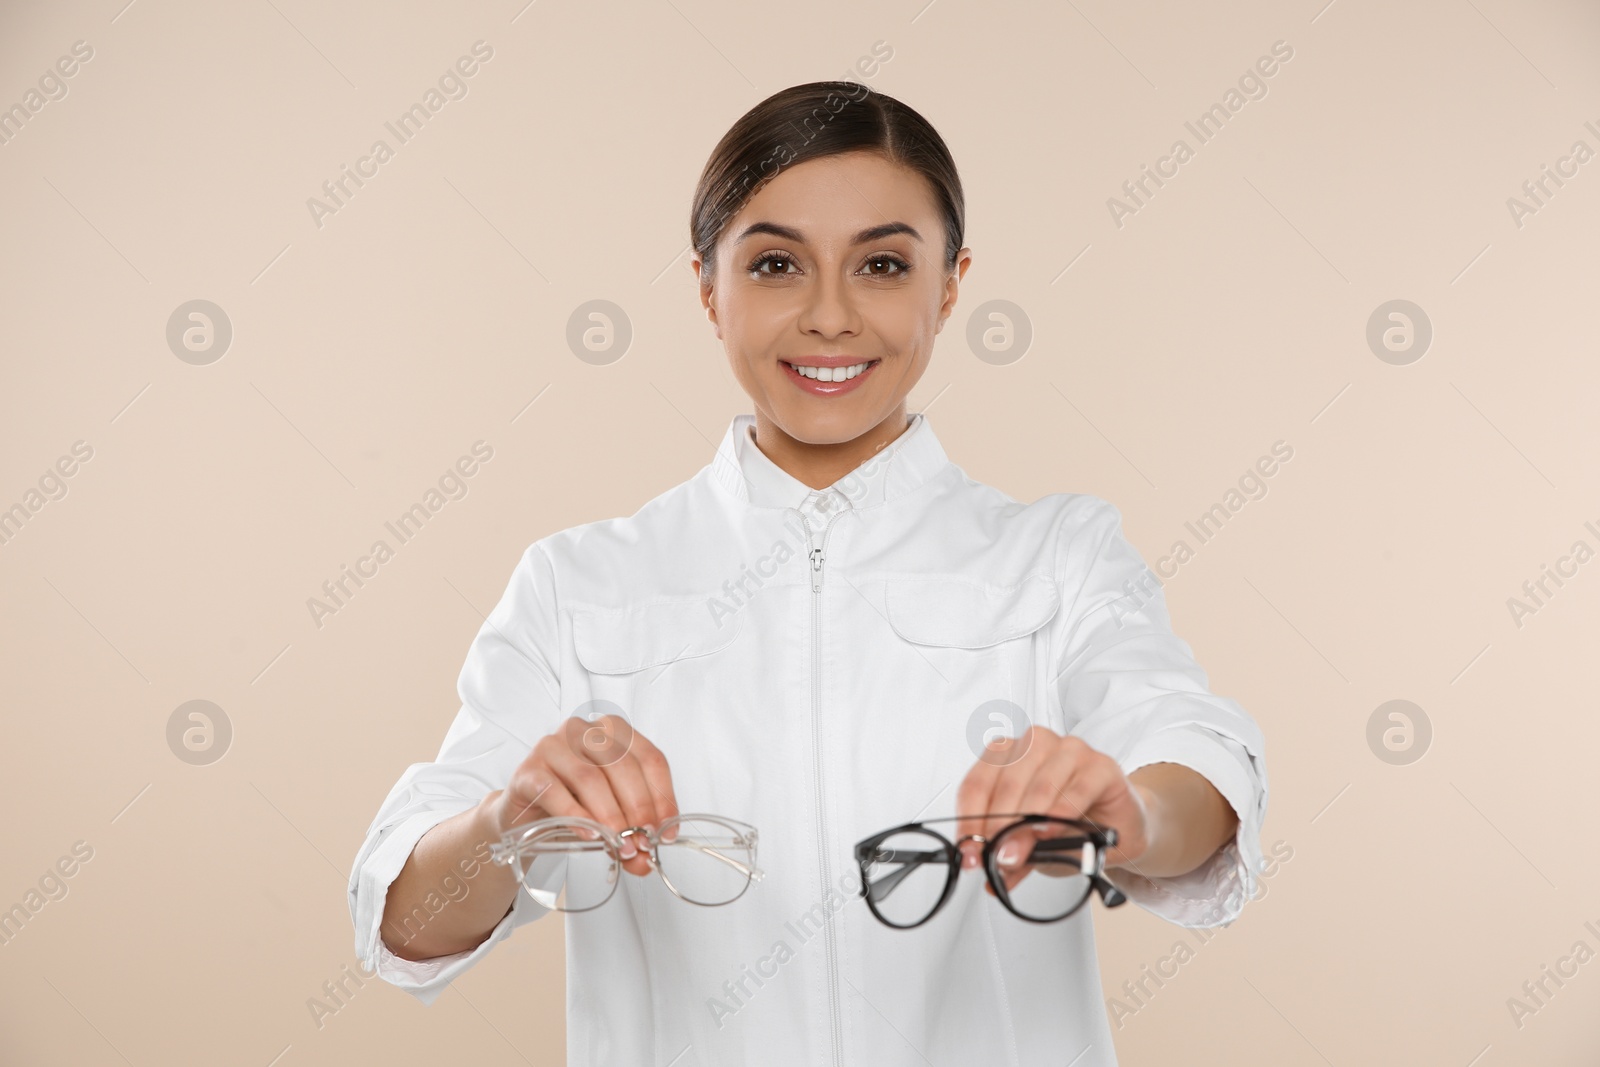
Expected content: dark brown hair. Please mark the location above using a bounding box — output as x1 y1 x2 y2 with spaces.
690 80 965 283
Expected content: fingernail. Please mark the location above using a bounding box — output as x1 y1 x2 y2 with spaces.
997 841 1022 867
962 850 977 870
620 841 637 858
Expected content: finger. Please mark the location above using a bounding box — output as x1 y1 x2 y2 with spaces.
566 712 635 768
504 768 584 828
958 722 1041 856
626 731 681 835
1064 762 1121 828
560 715 660 868
544 740 630 834
979 733 1070 884
594 750 659 833
590 763 661 878
491 772 589 883
985 727 1059 826
1004 859 1032 892
992 821 1054 894
617 838 654 877
1046 751 1147 870
532 746 655 876
1009 746 1125 888
1018 740 1099 822
955 755 1003 869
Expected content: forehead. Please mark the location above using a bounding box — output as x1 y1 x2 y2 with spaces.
726 151 938 244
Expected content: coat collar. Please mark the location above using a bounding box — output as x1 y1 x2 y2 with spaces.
710 411 950 510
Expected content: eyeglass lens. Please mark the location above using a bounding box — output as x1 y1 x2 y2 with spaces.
988 819 1094 922
511 815 758 911
654 816 758 906
862 818 1100 926
862 827 955 927
513 823 619 912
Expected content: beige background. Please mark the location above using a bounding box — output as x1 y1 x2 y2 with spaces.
2 0 1597 1063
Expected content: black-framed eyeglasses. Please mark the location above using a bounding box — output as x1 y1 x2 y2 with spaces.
852 813 1129 929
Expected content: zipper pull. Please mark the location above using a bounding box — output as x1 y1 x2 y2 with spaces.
809 546 825 592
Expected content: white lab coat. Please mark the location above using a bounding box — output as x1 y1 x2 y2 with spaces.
348 410 1269 1066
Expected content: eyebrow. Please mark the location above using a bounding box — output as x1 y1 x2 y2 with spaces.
733 221 924 246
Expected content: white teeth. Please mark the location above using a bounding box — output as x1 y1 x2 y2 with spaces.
790 361 872 382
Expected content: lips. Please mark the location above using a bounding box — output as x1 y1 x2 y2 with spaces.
781 358 879 396
781 359 878 383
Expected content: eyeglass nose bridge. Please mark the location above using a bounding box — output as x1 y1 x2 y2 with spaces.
615 826 656 863
954 833 987 863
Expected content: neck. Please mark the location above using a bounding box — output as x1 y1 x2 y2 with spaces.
749 406 913 491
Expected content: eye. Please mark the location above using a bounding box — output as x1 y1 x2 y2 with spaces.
860 253 912 278
747 251 798 277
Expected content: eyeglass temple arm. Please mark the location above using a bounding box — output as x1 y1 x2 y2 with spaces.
672 836 765 881
1092 873 1127 907
1032 836 1128 909
853 838 1128 914
495 835 764 880
1028 835 1091 863
1013 836 1128 909
859 848 951 902
493 838 609 859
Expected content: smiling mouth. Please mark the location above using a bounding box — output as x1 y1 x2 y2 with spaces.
781 359 879 382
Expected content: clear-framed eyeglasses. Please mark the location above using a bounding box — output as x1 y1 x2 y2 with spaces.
853 813 1129 929
490 813 764 912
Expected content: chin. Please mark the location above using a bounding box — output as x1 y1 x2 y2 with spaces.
775 406 879 444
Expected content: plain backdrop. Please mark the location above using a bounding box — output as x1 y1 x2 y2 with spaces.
2 0 1598 1063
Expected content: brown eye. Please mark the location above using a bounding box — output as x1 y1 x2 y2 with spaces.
749 252 797 276
862 254 911 277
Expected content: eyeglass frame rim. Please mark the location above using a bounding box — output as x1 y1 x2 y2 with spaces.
851 812 1129 929
490 811 764 911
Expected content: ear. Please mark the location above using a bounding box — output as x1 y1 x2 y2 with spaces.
934 248 973 334
690 253 721 337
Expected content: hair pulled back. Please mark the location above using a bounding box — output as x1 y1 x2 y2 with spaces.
690 81 964 282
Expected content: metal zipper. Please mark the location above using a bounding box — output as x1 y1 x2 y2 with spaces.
798 506 844 1067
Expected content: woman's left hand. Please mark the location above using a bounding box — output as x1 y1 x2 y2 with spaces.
955 726 1151 892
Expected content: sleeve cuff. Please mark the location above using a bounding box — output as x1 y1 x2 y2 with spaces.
351 807 553 1005
1103 723 1266 929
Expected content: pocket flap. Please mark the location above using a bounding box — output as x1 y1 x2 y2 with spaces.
885 574 1061 648
572 598 742 675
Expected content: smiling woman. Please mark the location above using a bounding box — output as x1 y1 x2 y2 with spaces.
687 84 970 477
352 79 1268 1067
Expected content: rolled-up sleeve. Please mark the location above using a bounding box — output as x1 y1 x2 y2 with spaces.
347 540 567 1003
1052 498 1269 929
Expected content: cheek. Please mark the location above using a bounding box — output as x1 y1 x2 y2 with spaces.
872 311 936 365
719 315 763 366
713 313 775 391
883 284 945 345
719 288 778 341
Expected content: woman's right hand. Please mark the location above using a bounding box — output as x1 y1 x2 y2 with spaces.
483 714 680 877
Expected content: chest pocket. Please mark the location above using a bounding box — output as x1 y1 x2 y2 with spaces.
882 573 1062 716
568 599 750 771
884 574 1060 648
572 598 743 675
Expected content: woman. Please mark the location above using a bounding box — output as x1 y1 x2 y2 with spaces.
349 80 1268 1066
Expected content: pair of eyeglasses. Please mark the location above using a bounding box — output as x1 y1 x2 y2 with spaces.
852 813 1128 928
490 813 764 911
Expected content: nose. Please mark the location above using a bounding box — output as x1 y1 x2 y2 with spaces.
796 268 859 339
